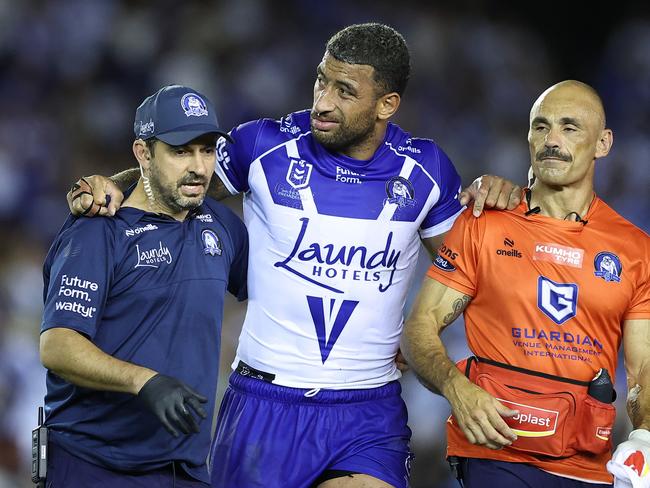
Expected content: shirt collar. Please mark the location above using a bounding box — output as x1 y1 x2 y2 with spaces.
117 203 206 226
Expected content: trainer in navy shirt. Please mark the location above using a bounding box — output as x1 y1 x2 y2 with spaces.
40 85 247 486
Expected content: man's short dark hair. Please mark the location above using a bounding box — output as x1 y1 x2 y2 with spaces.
326 23 411 96
145 138 157 157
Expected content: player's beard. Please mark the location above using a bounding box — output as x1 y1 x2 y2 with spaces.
312 105 377 154
148 164 207 213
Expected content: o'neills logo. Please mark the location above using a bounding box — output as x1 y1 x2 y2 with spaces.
125 223 158 237
534 243 584 268
496 248 523 258
498 399 558 437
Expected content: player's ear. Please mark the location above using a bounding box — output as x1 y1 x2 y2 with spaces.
595 128 613 160
133 139 151 170
377 92 400 121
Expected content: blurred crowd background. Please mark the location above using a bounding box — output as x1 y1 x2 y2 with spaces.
0 1 648 487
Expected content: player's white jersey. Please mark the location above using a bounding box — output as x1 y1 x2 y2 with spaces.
216 110 462 388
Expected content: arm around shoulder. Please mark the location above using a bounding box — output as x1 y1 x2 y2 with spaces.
207 172 233 201
67 169 136 217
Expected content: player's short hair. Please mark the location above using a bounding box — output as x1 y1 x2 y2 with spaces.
326 23 411 96
145 138 157 157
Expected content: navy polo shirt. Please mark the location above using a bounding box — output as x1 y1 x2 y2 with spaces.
41 198 247 483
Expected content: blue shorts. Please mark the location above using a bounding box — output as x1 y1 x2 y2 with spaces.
459 458 612 488
209 372 413 488
46 440 208 488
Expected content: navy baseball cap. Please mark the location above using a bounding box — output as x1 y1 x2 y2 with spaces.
133 85 232 145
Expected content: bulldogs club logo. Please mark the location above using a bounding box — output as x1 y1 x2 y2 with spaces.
181 93 209 117
385 176 415 208
594 251 622 283
201 229 222 256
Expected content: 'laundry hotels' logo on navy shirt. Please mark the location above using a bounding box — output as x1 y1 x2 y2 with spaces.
135 242 173 268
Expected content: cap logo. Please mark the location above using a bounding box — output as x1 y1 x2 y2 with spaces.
138 118 155 136
181 93 208 117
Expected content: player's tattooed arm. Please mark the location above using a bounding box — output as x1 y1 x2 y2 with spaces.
623 319 650 429
403 277 518 449
110 168 140 191
443 295 471 325
206 173 232 201
402 278 470 396
421 234 447 261
67 167 232 216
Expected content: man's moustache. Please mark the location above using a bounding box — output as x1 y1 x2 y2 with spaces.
537 149 571 161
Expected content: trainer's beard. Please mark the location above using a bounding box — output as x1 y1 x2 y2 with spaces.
148 166 204 214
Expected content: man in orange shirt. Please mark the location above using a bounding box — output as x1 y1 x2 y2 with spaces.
403 80 650 487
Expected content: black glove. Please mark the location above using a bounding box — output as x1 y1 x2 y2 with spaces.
138 374 208 437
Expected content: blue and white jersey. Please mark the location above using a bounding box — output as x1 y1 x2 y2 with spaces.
216 110 462 388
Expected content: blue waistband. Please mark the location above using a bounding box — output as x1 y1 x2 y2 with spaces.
228 371 401 404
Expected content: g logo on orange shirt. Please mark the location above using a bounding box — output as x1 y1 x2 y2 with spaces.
537 276 578 325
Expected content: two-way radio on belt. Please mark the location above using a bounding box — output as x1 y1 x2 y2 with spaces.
31 406 47 487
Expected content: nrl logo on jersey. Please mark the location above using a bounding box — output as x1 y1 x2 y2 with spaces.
286 159 313 189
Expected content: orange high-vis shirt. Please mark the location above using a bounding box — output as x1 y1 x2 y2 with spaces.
427 195 650 483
